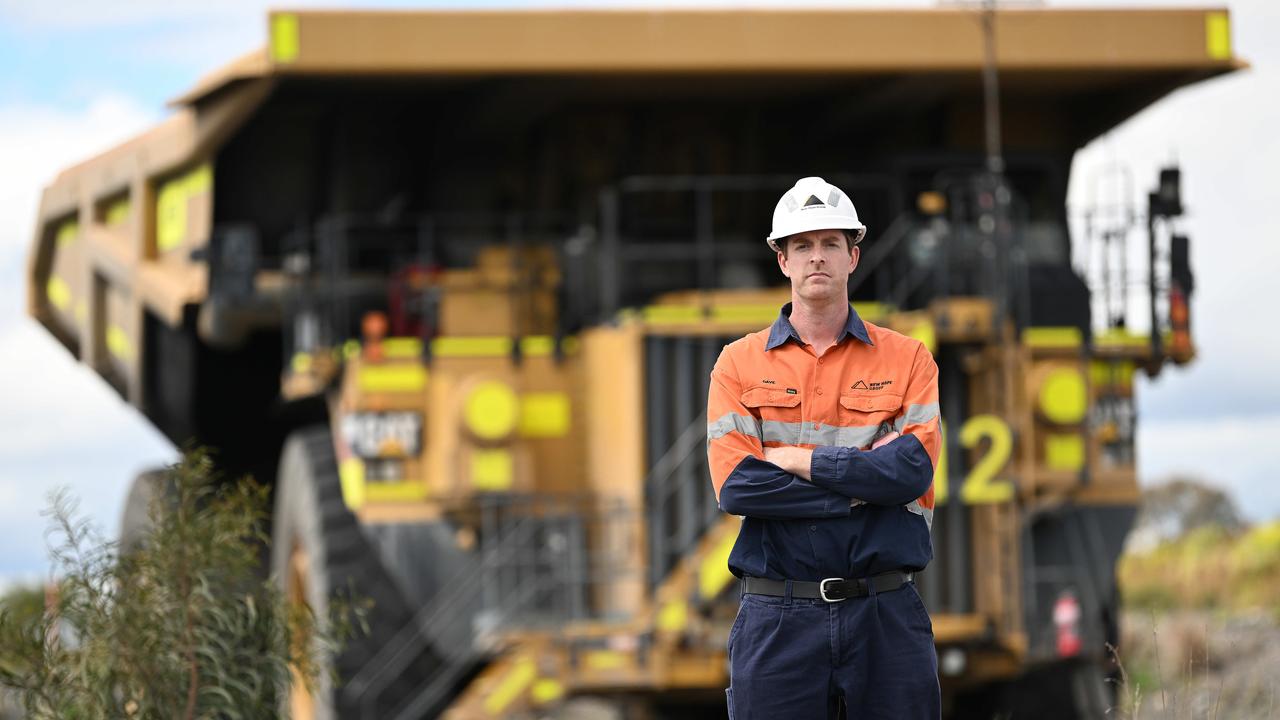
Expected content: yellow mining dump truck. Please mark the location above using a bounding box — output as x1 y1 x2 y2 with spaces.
27 8 1240 719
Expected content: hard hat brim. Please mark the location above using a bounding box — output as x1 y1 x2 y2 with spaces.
766 223 867 252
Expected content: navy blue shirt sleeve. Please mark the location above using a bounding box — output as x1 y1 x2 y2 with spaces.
719 456 851 520
808 435 934 506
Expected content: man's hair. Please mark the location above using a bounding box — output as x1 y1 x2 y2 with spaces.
777 230 858 256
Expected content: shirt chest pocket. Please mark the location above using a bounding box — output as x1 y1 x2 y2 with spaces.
838 392 903 446
740 387 801 424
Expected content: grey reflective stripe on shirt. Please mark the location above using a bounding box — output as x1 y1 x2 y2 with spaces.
763 420 881 448
904 499 935 531
893 402 941 432
712 403 939 443
708 412 762 441
710 414 884 448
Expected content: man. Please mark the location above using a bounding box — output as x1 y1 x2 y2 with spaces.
708 177 941 719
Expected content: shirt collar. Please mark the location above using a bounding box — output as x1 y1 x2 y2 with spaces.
765 302 873 351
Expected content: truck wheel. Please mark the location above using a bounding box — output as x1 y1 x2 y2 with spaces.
270 426 438 719
119 467 171 553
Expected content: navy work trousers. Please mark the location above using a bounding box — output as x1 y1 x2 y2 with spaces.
726 581 940 719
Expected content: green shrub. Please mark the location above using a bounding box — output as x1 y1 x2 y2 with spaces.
0 450 362 720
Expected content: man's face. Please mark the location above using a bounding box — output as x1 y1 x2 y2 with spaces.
777 229 859 302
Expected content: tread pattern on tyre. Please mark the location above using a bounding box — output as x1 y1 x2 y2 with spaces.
272 426 451 719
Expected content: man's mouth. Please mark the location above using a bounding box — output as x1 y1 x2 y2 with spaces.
807 272 830 279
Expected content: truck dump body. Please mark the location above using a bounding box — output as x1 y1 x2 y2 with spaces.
28 8 1236 452
26 6 1240 718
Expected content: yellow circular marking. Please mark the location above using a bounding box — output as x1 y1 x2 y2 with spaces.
1039 368 1087 424
464 380 519 441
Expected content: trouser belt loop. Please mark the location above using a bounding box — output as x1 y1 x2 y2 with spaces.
784 579 794 605
866 575 878 596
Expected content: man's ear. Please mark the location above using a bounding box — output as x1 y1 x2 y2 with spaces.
778 249 790 278
849 245 860 274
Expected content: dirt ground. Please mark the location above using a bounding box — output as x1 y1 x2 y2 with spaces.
1114 609 1280 719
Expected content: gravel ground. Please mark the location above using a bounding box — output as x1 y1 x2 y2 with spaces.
1115 610 1280 719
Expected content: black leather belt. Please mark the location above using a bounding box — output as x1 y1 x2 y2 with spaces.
743 571 914 602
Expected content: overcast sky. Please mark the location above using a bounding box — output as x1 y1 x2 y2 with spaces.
1 0 1276 590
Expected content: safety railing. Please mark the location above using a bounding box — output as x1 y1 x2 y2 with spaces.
345 493 640 719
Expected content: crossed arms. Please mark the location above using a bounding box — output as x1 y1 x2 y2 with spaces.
706 344 941 520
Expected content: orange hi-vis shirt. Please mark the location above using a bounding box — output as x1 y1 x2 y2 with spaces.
707 302 941 581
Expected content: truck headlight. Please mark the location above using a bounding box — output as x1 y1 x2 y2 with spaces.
341 411 422 459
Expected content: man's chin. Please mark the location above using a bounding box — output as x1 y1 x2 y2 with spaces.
794 283 846 303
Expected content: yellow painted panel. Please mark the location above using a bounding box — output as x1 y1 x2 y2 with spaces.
364 480 429 503
909 321 937 355
1039 367 1087 424
271 13 301 64
711 305 782 325
357 364 427 393
1045 433 1085 471
382 337 423 358
1090 360 1134 388
471 449 514 491
339 458 366 510
55 220 79 248
155 164 212 253
1206 12 1231 60
465 381 519 440
1023 326 1082 349
583 650 626 671
104 197 131 227
106 324 135 362
642 305 704 323
851 301 893 321
186 164 212 194
519 392 570 438
699 523 739 600
156 180 187 252
657 599 688 633
1095 328 1148 348
530 678 564 705
483 656 536 716
46 276 71 312
433 336 511 357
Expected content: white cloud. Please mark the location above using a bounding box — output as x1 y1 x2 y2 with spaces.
0 94 171 587
1138 414 1280 522
0 318 173 583
0 93 157 256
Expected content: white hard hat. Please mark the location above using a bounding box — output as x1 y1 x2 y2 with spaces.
766 176 867 252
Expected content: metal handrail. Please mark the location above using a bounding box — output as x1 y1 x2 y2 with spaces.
346 507 546 716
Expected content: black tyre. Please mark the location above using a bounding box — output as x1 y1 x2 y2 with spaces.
118 467 171 554
271 426 448 719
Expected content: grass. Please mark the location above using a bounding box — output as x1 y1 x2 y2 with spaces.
1120 521 1280 616
1110 520 1280 718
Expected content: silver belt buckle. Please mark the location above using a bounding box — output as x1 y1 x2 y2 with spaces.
819 577 847 603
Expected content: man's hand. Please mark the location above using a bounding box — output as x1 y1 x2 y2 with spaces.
763 446 813 481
